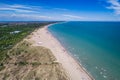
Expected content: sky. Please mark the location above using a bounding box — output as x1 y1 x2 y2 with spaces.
0 0 120 21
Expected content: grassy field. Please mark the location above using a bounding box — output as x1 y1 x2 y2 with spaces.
0 22 56 63
0 34 69 80
0 21 69 80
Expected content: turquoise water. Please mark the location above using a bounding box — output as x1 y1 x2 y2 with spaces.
48 22 120 80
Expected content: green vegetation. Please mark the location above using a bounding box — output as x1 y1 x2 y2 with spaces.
0 22 69 80
18 61 28 65
0 65 5 71
0 40 68 80
0 22 57 63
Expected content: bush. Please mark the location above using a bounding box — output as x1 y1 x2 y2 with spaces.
18 61 28 65
0 66 5 71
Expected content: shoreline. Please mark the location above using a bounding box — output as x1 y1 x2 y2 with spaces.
47 23 94 80
28 23 94 80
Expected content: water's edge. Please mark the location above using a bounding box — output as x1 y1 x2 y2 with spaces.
47 22 95 80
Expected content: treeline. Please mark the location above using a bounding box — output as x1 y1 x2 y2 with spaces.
0 21 58 62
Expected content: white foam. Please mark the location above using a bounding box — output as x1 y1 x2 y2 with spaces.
103 75 107 78
95 66 98 69
101 68 106 72
100 72 103 74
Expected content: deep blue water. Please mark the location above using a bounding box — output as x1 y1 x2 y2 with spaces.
48 21 120 80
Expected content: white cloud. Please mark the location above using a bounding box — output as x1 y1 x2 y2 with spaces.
0 4 85 21
63 14 83 19
0 14 52 20
0 4 39 13
12 14 52 20
0 4 50 20
0 8 35 13
10 4 32 9
107 0 120 15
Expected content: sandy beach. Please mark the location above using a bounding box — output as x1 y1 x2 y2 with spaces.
28 24 94 80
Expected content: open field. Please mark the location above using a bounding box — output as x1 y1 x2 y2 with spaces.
0 22 69 80
0 22 57 62
0 40 69 80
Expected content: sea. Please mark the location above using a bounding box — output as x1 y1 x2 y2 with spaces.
48 21 120 80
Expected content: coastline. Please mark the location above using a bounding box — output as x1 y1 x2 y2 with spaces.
28 23 94 80
47 23 94 80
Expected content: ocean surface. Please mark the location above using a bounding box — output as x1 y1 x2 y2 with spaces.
48 21 120 80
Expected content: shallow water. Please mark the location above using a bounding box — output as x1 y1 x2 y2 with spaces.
48 21 120 80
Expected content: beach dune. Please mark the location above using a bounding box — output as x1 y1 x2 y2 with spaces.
28 24 94 80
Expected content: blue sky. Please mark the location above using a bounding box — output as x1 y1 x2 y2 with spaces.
0 0 120 21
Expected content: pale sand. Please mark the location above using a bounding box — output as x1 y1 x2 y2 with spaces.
28 24 94 80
